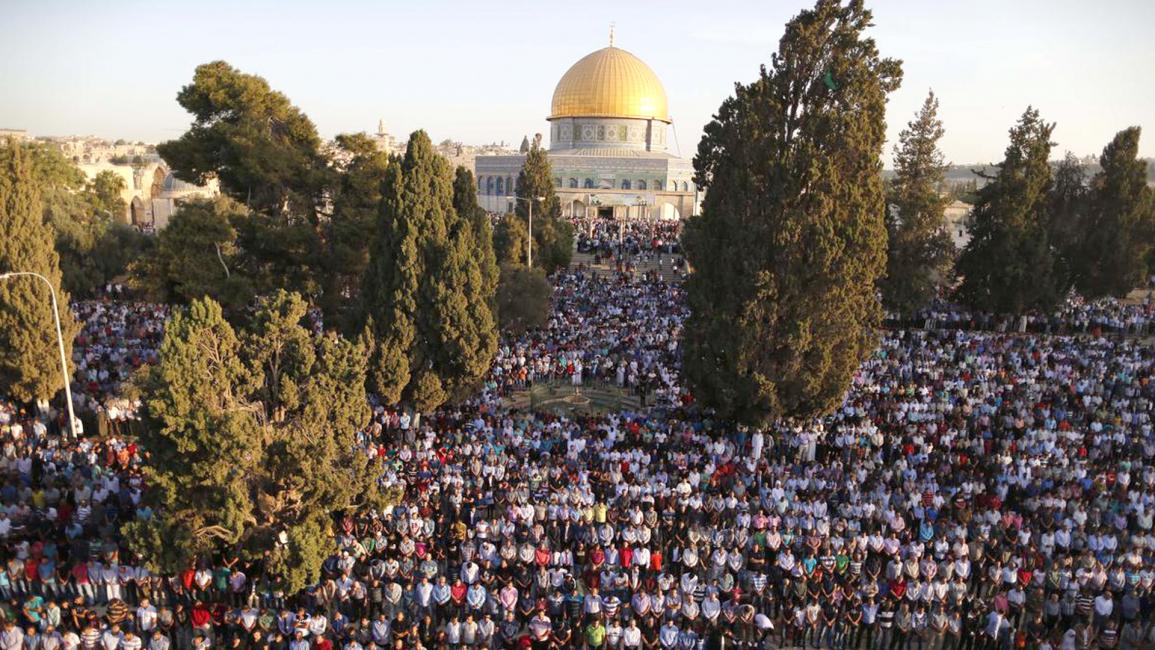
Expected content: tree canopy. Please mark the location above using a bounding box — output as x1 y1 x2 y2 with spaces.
0 140 80 403
681 0 901 426
495 263 552 335
1072 127 1155 298
515 143 573 274
1047 152 1089 284
124 292 391 594
7 142 148 298
493 213 530 267
158 61 326 218
320 133 393 332
453 167 499 299
362 131 498 411
131 196 255 312
956 107 1062 313
880 91 955 313
157 61 332 303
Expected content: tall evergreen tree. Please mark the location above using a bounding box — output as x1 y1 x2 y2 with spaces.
682 0 902 426
493 215 530 267
880 91 955 313
124 293 390 594
515 143 573 273
956 107 1061 312
453 167 499 298
432 171 499 403
363 132 498 411
0 140 80 403
1074 127 1154 297
1048 152 1088 284
322 133 392 332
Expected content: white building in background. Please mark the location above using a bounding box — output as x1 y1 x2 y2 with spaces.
475 38 700 221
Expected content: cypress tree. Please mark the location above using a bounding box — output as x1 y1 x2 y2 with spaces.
1074 127 1154 298
1048 152 1088 284
493 215 530 267
363 156 420 404
956 107 1061 312
432 170 499 403
322 133 392 333
0 140 80 403
515 143 573 273
363 132 498 411
123 298 261 572
453 167 499 298
682 0 902 426
881 91 955 313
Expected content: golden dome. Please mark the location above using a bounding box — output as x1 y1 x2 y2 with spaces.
549 46 670 123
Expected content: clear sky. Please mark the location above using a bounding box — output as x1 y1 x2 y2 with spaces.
2 0 1153 164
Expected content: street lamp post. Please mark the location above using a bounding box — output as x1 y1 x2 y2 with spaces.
507 195 545 268
0 271 78 439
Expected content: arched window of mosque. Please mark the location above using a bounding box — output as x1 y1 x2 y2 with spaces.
554 178 562 188
654 180 663 191
496 177 504 195
584 179 594 189
621 179 631 190
568 178 578 189
485 177 494 195
637 180 647 190
681 181 689 192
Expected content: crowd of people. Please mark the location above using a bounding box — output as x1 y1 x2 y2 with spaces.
890 296 1155 337
70 301 167 430
573 219 682 264
489 269 685 407
3 253 1155 649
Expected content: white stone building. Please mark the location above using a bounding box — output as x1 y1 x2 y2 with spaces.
475 40 699 221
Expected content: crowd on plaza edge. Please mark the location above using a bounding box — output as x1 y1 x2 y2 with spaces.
886 296 1155 338
5 221 1155 650
574 219 682 265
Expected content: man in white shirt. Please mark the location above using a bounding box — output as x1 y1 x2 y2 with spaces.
99 625 121 650
1094 592 1115 627
136 600 158 634
622 620 642 649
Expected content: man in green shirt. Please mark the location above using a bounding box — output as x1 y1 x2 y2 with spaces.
585 617 606 648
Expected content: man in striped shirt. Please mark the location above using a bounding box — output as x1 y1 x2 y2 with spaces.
119 631 142 650
79 625 100 650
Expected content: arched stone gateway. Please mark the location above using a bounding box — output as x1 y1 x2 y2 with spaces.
657 202 681 221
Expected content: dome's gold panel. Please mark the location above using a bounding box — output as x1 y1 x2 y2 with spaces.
549 47 670 123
